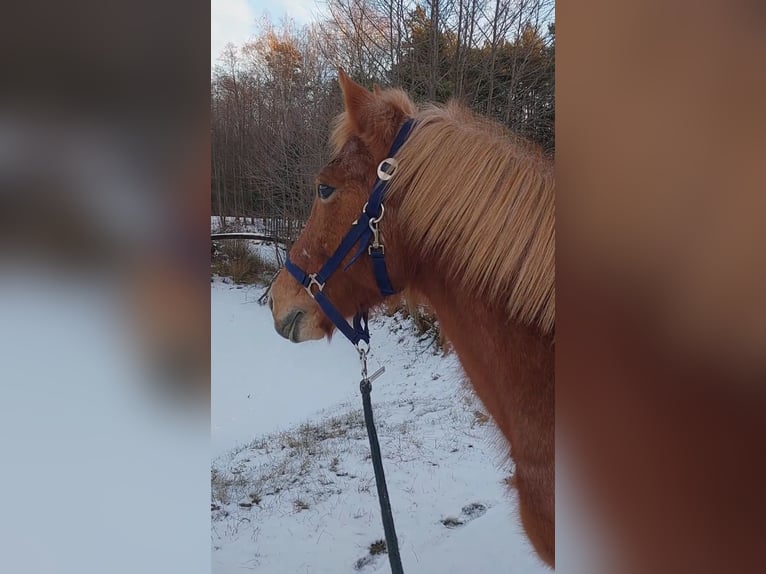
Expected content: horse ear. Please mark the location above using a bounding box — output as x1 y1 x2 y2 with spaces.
338 68 375 134
373 83 382 96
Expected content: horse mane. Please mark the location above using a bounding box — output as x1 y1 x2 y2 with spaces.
334 90 555 335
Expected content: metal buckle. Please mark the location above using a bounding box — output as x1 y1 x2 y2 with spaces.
368 244 385 255
304 274 324 298
356 343 385 384
369 222 382 251
377 158 399 181
365 203 385 252
356 343 369 379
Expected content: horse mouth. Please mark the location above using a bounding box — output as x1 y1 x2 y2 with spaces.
279 310 305 343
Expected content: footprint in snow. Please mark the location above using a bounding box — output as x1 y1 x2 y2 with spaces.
440 502 488 528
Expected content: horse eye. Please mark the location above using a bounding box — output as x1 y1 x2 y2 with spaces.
317 184 336 199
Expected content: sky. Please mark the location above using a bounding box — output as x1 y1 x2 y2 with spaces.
211 0 321 65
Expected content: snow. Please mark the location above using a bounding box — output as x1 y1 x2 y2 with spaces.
211 277 361 458
211 280 548 573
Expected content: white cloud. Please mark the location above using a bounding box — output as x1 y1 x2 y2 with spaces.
276 0 318 25
211 0 323 65
211 0 257 64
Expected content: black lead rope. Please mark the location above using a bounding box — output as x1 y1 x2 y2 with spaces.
359 365 404 574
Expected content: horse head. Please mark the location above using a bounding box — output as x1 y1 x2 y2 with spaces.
270 70 414 343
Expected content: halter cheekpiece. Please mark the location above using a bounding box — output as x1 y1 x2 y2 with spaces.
284 118 416 347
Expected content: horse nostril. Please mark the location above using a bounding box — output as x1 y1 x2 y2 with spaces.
268 295 274 311
287 311 304 343
277 309 304 342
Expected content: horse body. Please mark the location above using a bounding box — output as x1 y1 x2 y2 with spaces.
402 264 555 564
270 70 555 568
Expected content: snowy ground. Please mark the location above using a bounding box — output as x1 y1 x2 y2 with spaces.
211 279 547 573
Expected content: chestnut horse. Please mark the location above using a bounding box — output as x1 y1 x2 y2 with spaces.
269 70 555 567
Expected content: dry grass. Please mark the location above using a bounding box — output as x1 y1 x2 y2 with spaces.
368 539 386 555
211 239 276 285
382 293 452 355
211 467 249 506
353 539 388 570
211 410 366 514
472 410 490 426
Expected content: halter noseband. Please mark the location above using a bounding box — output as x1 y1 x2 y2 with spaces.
284 118 416 347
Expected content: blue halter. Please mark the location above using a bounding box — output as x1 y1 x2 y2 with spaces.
284 118 416 347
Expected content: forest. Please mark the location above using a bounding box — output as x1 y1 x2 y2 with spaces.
211 0 554 242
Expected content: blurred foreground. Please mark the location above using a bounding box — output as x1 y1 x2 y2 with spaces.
0 2 210 572
558 2 766 573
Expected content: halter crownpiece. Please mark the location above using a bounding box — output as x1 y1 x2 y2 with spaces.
284 118 416 347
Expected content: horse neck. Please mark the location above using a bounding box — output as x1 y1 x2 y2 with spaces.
381 198 555 561
405 266 554 450
381 197 552 441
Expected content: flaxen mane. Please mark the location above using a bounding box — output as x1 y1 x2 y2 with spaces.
333 90 555 334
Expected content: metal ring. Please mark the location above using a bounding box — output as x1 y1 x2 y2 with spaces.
356 340 370 356
369 203 385 226
377 158 399 181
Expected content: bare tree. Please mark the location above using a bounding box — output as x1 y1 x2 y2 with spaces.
211 1 555 241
